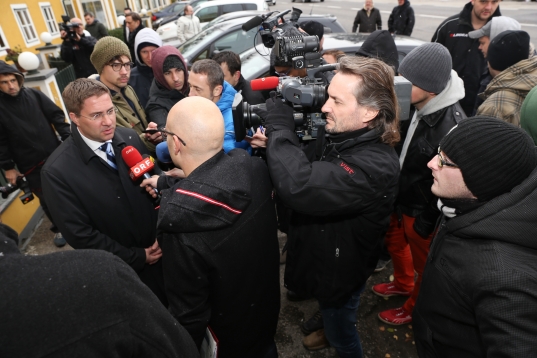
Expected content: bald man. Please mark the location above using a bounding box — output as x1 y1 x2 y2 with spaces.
141 97 280 358
60 17 97 78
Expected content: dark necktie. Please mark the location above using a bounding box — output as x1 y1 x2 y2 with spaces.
99 142 118 170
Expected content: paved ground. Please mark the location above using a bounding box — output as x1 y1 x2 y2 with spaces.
23 216 417 358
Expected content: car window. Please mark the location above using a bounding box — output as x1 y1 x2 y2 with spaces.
173 4 185 12
192 48 209 63
213 27 259 54
222 4 243 13
179 25 222 55
243 4 257 10
196 6 219 22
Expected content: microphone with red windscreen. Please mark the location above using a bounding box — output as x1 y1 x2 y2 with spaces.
250 76 280 91
121 146 159 195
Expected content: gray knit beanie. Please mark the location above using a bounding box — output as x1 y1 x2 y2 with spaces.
398 42 452 94
90 36 132 74
440 116 537 201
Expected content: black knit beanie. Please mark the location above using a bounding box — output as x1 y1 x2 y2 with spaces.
439 116 537 201
487 30 530 72
163 55 185 73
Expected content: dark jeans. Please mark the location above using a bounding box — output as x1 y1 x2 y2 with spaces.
25 167 59 233
319 285 366 358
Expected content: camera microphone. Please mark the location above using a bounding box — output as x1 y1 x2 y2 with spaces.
242 16 265 32
251 76 280 91
121 146 159 195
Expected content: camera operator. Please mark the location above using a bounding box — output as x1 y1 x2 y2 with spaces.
60 17 97 79
0 61 70 247
260 56 400 356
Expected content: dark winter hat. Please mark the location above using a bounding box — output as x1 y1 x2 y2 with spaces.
163 56 185 73
356 30 399 72
487 30 530 72
439 116 537 201
91 36 131 74
398 42 452 94
300 21 324 40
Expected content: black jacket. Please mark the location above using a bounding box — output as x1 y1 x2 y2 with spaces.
413 167 537 357
85 19 108 39
267 128 399 306
60 34 97 78
129 61 154 108
0 62 70 173
128 24 145 65
397 102 465 224
353 7 382 33
145 78 185 127
432 2 501 116
0 223 199 358
388 0 415 36
157 150 280 358
235 74 265 105
356 29 399 72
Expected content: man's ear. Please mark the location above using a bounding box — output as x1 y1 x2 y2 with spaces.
69 112 79 126
172 135 182 155
234 70 241 83
362 108 379 124
213 85 223 98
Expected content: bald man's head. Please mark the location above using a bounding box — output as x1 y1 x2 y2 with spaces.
166 97 224 169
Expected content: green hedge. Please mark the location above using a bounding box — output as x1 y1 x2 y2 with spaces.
108 27 124 41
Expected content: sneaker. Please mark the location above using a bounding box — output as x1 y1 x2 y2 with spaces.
374 259 392 273
53 233 66 248
372 282 412 298
303 329 329 351
301 310 324 335
378 306 412 325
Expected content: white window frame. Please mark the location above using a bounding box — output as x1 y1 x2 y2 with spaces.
39 2 60 37
11 4 40 47
0 26 9 57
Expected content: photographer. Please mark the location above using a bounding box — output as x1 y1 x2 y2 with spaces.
60 17 97 78
261 56 400 356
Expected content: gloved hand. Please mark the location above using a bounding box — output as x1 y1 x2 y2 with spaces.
413 209 440 239
252 91 295 136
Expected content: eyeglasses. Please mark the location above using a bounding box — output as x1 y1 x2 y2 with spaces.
437 147 458 169
160 128 187 146
77 107 117 121
108 62 134 72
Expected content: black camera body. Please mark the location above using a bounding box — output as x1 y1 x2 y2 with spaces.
59 15 79 40
0 177 34 204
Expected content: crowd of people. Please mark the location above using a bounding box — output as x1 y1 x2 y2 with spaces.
1 1 537 357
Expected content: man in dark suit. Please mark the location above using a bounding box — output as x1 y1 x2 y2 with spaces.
41 78 166 305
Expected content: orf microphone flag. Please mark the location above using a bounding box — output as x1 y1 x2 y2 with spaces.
121 146 159 194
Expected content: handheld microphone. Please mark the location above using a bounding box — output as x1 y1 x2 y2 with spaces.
121 146 159 195
242 15 264 32
250 76 280 91
156 142 172 163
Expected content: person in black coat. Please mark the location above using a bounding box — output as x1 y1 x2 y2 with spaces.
414 117 537 357
60 17 97 78
125 12 145 66
0 222 199 358
0 61 70 247
41 78 167 305
142 97 280 358
388 0 415 36
353 0 382 33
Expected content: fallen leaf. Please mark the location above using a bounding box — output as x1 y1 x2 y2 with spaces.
408 325 412 329
389 275 394 282
412 341 415 345
379 326 385 331
385 354 391 358
405 333 410 338
387 328 394 333
393 335 398 340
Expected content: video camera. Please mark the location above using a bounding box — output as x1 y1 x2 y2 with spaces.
0 177 34 204
59 15 80 40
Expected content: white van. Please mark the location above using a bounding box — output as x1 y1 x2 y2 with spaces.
158 0 269 43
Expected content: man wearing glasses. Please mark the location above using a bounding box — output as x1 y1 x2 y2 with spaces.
41 78 167 306
372 43 466 326
413 116 537 356
432 0 502 117
90 36 160 153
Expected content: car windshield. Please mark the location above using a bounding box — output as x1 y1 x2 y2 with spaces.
179 25 224 56
241 46 271 79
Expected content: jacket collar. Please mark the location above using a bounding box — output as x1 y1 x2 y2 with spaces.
71 122 127 165
325 127 381 153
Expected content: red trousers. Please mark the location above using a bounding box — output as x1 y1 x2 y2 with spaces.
384 212 433 313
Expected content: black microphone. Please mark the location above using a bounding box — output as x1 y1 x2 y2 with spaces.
242 16 264 32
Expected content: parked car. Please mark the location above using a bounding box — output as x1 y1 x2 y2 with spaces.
157 0 269 42
240 33 425 80
151 2 189 29
177 13 346 64
152 0 214 29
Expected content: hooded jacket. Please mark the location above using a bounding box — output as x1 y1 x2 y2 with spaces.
414 166 537 357
218 81 251 154
0 223 198 358
60 33 97 78
397 70 466 233
520 84 537 144
477 56 537 126
432 2 501 116
156 149 280 358
353 6 382 33
355 29 399 72
387 0 415 36
128 28 162 108
176 14 201 43
85 19 108 39
0 62 70 173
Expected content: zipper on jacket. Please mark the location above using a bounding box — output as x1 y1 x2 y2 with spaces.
335 247 339 257
429 219 447 262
